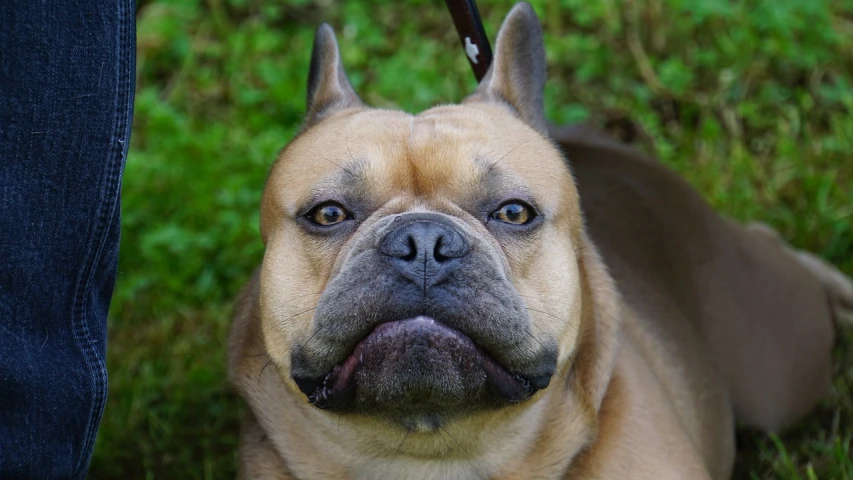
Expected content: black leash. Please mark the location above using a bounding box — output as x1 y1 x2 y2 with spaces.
444 0 493 82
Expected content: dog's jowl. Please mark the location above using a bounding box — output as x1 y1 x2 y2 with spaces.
227 3 853 479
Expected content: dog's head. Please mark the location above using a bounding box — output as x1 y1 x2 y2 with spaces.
258 3 593 431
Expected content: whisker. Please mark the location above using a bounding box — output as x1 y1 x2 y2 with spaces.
345 134 357 169
438 425 473 458
558 362 574 388
521 327 547 351
291 291 324 299
525 306 566 323
435 426 453 454
258 358 275 383
380 427 413 480
280 306 319 325
487 138 534 172
299 324 322 352
573 244 592 254
516 294 568 319
236 352 269 359
305 147 357 178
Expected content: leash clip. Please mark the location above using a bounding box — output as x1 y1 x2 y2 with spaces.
444 0 493 81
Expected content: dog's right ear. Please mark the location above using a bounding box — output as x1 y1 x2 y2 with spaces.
305 24 363 127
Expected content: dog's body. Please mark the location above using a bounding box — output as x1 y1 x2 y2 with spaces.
228 4 853 479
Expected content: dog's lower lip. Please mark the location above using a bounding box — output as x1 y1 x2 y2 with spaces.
297 316 544 411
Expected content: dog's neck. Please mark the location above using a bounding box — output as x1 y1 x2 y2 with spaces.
229 234 622 479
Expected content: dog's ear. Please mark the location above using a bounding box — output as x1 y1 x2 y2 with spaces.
305 24 363 127
464 3 547 135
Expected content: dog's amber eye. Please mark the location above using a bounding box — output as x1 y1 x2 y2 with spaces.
308 203 350 226
491 202 532 225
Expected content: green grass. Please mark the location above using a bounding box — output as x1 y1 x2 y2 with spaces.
90 0 853 478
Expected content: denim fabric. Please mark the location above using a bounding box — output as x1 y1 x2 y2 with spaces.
0 0 135 478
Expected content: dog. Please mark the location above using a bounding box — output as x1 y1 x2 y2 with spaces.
227 3 853 478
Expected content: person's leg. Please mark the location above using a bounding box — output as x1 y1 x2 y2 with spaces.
0 0 135 477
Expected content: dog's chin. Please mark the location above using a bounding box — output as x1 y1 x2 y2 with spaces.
292 316 551 424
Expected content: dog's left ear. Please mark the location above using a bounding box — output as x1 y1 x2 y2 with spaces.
305 24 363 127
464 3 547 135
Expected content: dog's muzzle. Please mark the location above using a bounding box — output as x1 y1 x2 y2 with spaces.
290 212 557 422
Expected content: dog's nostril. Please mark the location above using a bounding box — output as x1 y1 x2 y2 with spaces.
435 231 468 260
402 235 417 262
434 235 449 262
378 215 470 264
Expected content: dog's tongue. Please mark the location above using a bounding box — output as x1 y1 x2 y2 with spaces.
305 316 536 411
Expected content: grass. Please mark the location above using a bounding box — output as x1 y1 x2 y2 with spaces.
90 0 853 478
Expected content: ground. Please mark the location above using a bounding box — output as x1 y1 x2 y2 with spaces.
90 0 853 478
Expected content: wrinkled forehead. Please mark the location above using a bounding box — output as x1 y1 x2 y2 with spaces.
267 104 574 216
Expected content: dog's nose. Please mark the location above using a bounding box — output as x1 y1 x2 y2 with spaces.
379 213 470 288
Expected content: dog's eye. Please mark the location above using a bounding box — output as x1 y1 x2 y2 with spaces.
307 202 351 226
491 202 534 225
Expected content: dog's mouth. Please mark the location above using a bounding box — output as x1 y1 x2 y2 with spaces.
292 316 551 413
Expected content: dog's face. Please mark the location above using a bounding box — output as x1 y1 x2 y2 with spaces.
258 4 583 430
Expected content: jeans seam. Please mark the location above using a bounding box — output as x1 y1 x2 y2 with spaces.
69 0 134 476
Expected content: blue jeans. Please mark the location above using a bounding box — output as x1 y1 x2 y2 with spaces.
0 0 135 477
